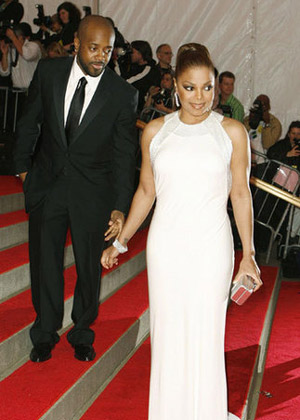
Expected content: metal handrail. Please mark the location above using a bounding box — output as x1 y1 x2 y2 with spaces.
250 177 300 208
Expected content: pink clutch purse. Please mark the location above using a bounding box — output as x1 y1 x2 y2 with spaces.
230 275 255 305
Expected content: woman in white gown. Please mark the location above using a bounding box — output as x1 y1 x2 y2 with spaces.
101 44 262 420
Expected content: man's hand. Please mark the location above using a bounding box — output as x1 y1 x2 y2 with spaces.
5 28 17 42
0 40 9 55
19 172 28 183
104 210 125 241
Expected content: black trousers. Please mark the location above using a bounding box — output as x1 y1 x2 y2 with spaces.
28 174 111 347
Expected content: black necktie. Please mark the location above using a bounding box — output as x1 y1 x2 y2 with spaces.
65 77 87 145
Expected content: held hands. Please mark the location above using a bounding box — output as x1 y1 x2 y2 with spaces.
104 210 125 241
101 245 120 269
232 255 263 292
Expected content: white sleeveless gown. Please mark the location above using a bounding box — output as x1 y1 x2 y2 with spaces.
147 111 239 420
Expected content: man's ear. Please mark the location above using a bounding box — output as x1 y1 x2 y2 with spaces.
74 37 80 52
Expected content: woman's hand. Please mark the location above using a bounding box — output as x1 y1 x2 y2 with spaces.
233 255 263 292
101 246 120 269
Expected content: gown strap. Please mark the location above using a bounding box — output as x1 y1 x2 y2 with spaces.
149 112 181 164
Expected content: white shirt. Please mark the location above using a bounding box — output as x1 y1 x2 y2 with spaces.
0 40 42 89
64 57 104 126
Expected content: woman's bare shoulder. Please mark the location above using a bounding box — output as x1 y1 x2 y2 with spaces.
141 116 166 149
221 117 248 144
144 116 165 137
222 117 247 137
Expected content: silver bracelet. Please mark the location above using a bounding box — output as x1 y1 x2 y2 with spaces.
112 239 128 254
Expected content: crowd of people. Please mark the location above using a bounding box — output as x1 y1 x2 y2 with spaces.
0 0 299 174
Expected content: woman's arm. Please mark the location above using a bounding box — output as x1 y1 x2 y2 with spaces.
223 118 262 290
101 117 164 269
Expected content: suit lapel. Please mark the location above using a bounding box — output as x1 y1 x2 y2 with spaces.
54 58 73 149
68 68 112 146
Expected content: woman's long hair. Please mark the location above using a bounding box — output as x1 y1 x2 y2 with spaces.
57 2 81 25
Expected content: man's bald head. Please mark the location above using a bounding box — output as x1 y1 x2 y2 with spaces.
74 15 115 77
77 15 115 40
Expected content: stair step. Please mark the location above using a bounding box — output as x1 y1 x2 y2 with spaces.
0 209 28 249
0 229 147 378
0 232 73 302
255 281 300 420
80 338 151 420
0 270 149 420
225 263 279 419
0 176 24 214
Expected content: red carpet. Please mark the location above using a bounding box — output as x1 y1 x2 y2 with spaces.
82 338 151 420
0 231 71 275
226 264 278 417
0 265 77 341
255 281 300 419
0 209 28 228
0 176 23 195
79 256 278 419
0 271 149 420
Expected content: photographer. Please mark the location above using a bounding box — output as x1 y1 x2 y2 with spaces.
267 121 300 171
244 94 282 165
106 17 131 78
34 12 63 48
126 40 161 111
0 22 42 89
218 71 244 122
144 71 174 116
57 2 81 53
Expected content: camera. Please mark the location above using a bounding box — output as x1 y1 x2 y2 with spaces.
152 88 172 107
83 6 91 16
219 104 232 117
294 138 300 148
249 99 264 130
0 20 15 43
33 4 52 29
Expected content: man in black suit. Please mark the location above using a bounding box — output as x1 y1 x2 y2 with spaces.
14 15 138 362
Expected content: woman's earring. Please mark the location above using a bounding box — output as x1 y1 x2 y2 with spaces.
174 92 180 108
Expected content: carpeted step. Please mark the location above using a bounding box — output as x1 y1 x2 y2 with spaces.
255 281 300 419
225 256 279 419
0 176 24 214
0 232 73 301
0 229 147 378
0 209 28 249
81 338 151 420
78 252 279 420
0 270 149 420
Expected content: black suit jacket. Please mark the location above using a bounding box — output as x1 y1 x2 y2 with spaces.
14 57 138 214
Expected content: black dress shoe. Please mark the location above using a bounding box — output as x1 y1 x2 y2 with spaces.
30 343 52 362
74 344 96 361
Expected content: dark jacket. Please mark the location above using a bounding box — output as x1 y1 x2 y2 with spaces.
267 138 300 170
14 57 138 213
